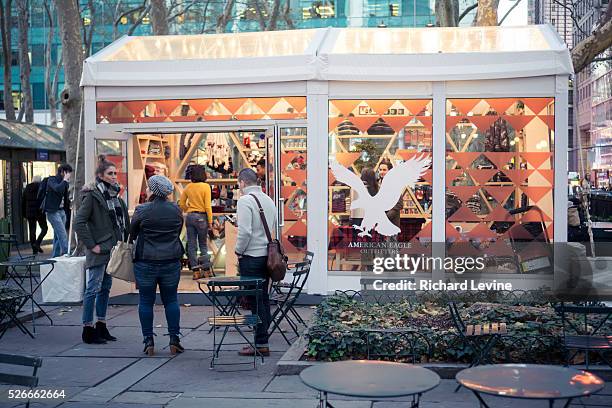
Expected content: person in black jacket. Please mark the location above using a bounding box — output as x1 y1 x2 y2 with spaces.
129 175 185 356
22 176 48 254
74 156 129 344
39 163 72 257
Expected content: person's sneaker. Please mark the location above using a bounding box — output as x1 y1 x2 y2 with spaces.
143 336 155 356
169 335 184 355
238 346 270 356
192 267 202 280
95 321 117 341
82 326 107 344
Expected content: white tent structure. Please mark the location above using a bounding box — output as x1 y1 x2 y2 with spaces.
82 25 572 295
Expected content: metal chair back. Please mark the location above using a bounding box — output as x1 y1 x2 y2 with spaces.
0 353 42 408
448 301 466 335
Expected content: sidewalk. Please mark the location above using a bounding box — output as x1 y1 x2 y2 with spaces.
0 303 611 407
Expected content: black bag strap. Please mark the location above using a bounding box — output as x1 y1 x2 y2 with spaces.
249 194 272 243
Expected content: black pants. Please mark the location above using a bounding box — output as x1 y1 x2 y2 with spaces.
238 255 271 346
27 213 48 250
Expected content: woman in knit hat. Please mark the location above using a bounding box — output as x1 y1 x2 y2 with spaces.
129 175 185 355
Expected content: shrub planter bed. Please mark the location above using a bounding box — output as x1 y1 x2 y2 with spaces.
275 292 612 380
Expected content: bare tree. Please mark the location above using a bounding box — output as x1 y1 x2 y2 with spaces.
16 0 34 122
436 0 459 27
80 0 97 57
282 0 294 29
150 0 169 35
43 0 61 126
216 0 235 33
266 0 281 31
0 0 15 120
475 0 500 26
55 0 85 202
572 3 612 73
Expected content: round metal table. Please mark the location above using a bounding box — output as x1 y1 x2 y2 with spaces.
300 360 440 408
456 364 605 408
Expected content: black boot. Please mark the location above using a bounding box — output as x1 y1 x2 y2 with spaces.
143 336 155 356
96 321 117 341
169 335 184 355
82 326 106 344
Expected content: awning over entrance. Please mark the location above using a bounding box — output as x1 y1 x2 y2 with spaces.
81 25 573 87
0 119 64 151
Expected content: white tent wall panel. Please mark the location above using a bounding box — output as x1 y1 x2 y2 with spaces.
81 56 319 87
445 76 557 97
328 81 432 99
322 52 572 83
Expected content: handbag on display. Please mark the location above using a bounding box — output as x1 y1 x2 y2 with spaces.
249 194 287 282
107 238 135 282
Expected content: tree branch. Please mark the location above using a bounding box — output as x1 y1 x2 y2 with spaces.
457 3 477 24
498 0 522 25
127 4 152 35
167 0 199 23
572 17 612 73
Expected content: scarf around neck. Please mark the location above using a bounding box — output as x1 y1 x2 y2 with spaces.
96 178 125 235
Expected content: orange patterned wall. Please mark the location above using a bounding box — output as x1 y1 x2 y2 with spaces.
96 97 307 124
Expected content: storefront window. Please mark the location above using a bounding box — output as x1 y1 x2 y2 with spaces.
328 99 433 272
280 127 308 259
96 140 128 202
96 97 306 124
445 98 554 273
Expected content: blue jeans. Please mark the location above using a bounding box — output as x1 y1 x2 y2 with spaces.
134 261 181 337
47 210 68 257
82 264 112 325
186 212 210 269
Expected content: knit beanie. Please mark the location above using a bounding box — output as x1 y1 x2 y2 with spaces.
148 175 174 197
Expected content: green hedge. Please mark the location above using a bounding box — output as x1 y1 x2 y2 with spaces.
305 294 607 364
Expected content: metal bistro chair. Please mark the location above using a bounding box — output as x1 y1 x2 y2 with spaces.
272 251 314 325
269 260 311 344
0 353 43 408
207 279 265 370
0 285 33 339
555 303 612 369
0 234 36 285
448 301 508 392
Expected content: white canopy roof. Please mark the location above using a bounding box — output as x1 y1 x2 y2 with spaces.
81 25 573 87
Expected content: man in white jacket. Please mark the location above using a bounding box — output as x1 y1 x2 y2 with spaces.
234 168 277 356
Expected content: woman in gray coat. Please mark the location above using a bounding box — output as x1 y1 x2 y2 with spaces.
74 155 129 344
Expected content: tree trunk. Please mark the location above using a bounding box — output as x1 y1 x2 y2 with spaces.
16 0 33 122
0 0 15 120
253 1 267 30
572 12 612 73
266 0 281 31
436 0 458 27
43 0 57 125
150 0 169 35
282 0 294 29
475 0 500 26
216 0 235 33
55 0 85 208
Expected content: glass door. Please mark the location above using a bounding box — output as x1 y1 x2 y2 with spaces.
267 125 308 261
265 127 281 239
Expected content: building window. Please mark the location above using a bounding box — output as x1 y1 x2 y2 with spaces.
328 99 433 272
445 98 555 273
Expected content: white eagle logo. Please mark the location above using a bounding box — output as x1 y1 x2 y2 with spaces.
330 155 430 237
